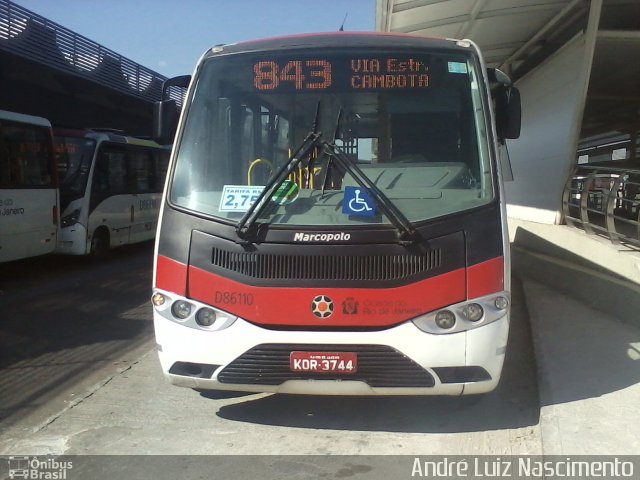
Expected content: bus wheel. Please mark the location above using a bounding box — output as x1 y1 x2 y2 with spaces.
90 228 110 256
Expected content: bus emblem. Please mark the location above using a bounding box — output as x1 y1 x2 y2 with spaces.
342 297 358 314
311 295 334 318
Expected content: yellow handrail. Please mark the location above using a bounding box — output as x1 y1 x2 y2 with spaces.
247 158 274 186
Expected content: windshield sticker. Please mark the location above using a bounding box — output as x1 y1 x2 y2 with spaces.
219 185 264 212
271 179 299 205
342 186 376 218
448 62 468 74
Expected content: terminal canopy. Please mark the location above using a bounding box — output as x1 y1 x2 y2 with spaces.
376 0 589 79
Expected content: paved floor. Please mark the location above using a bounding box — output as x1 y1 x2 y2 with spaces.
522 279 640 455
510 219 640 455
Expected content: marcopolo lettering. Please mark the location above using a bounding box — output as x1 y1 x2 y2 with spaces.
293 232 351 242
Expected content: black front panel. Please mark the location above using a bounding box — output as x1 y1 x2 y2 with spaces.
218 344 435 388
189 230 463 288
210 245 442 282
157 201 503 271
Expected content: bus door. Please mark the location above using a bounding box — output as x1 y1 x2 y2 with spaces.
89 145 131 247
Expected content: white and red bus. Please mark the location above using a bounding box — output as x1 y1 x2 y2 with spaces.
0 110 58 263
151 33 521 395
54 129 170 255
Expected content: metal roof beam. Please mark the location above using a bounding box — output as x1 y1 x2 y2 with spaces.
392 0 453 14
456 0 488 38
598 30 640 40
397 14 467 33
498 0 585 70
398 2 572 34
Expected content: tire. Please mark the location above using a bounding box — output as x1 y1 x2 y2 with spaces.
90 228 109 256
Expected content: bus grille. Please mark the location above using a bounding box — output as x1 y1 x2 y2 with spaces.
211 248 442 281
217 344 435 388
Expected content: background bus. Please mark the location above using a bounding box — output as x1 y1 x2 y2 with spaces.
54 129 170 255
0 109 58 263
151 33 521 396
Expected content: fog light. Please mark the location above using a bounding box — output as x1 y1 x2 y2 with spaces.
495 296 509 310
172 300 194 319
152 293 166 307
435 310 456 330
461 303 484 322
196 308 217 327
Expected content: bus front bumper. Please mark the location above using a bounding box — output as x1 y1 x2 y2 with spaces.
153 310 509 396
55 224 89 255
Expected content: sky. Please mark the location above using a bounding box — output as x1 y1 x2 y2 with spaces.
11 0 376 78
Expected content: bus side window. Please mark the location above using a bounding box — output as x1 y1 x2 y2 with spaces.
91 146 126 207
130 148 153 193
153 150 170 192
92 154 110 194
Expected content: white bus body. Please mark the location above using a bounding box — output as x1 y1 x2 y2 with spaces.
54 129 169 255
0 110 58 263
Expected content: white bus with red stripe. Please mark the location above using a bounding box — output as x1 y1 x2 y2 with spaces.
0 110 58 263
54 129 169 255
151 33 521 395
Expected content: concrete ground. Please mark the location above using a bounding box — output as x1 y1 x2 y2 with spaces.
522 279 640 455
510 219 640 455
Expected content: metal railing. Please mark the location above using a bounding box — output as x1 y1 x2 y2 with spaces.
0 0 183 104
563 163 640 247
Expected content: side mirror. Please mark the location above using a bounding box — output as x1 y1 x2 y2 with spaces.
152 75 191 145
487 68 521 140
495 86 521 140
153 100 179 145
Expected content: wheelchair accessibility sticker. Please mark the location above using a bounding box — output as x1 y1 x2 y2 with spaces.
342 186 376 217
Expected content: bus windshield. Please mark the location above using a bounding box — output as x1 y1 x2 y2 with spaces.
54 136 96 200
171 47 494 227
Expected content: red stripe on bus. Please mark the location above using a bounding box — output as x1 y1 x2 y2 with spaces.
155 255 187 296
466 256 504 299
186 266 467 328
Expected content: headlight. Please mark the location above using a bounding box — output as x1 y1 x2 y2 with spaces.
411 292 510 334
60 208 81 227
435 310 456 329
495 296 509 310
196 308 217 327
151 293 166 307
153 289 238 332
171 300 194 320
461 303 483 322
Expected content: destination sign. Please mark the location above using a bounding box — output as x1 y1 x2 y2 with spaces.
253 55 432 92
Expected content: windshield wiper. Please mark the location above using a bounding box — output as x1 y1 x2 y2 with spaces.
236 100 419 246
235 114 323 242
321 141 419 245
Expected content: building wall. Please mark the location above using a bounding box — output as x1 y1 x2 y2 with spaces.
505 0 602 224
504 35 590 224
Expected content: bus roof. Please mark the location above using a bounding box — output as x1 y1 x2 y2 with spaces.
0 109 52 128
53 128 163 148
208 31 470 57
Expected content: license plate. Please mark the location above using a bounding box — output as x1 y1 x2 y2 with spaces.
290 351 357 374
